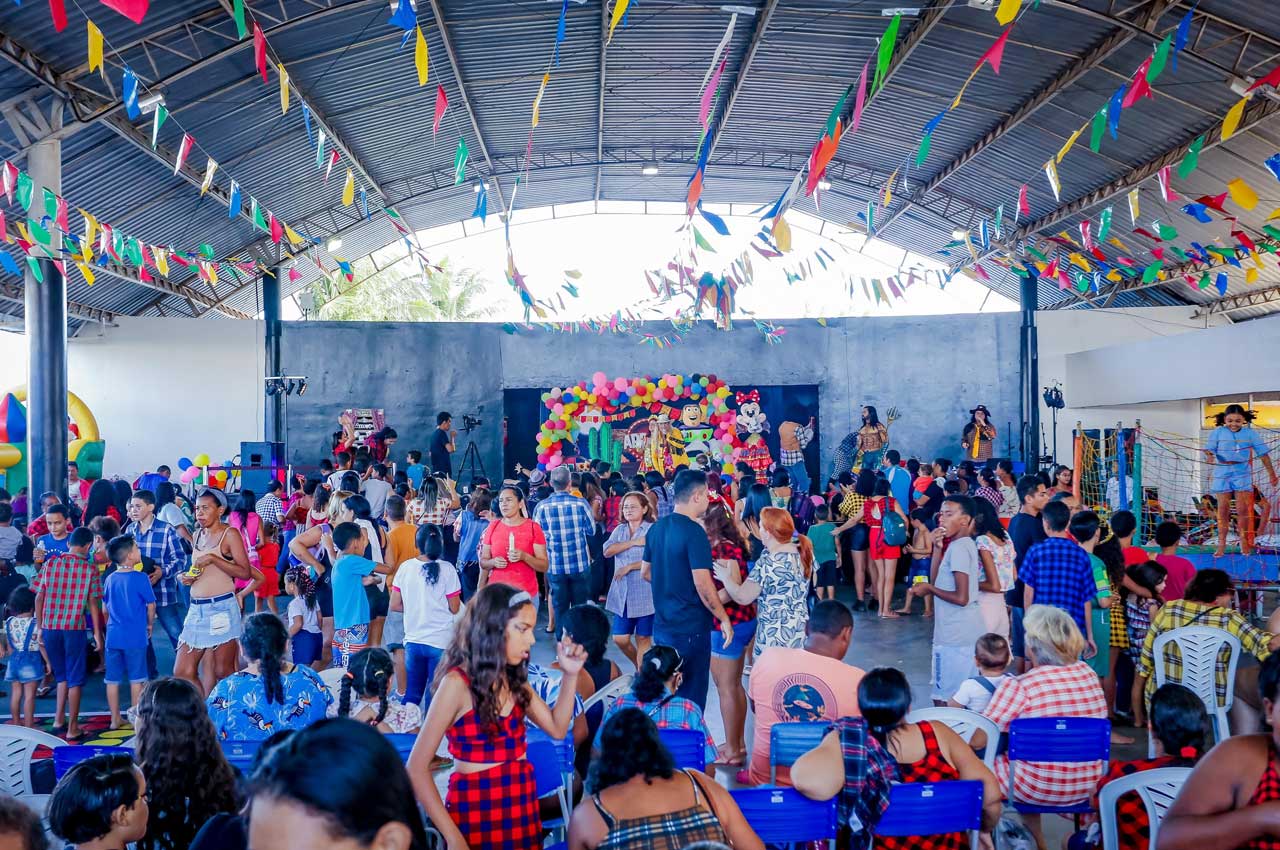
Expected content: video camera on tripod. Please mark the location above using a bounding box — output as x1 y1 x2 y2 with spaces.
460 413 482 433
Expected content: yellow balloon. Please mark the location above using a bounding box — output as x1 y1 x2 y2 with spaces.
194 453 210 467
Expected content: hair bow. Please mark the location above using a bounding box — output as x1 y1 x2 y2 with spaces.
735 389 760 405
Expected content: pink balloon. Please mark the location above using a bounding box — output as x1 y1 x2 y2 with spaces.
614 378 627 390
181 467 200 483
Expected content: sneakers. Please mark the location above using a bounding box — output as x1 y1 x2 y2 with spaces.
852 599 866 612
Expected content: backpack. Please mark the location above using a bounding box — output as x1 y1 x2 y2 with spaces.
881 506 908 547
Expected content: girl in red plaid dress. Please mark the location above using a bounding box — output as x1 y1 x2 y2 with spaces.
407 583 586 850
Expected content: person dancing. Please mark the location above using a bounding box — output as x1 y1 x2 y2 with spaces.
961 405 998 462
1203 404 1278 556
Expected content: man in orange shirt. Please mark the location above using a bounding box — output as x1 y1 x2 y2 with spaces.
382 494 420 698
746 600 864 785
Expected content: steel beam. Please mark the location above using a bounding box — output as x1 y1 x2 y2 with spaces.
423 0 508 215
705 1 780 161
838 0 955 129
1191 282 1280 318
0 282 113 325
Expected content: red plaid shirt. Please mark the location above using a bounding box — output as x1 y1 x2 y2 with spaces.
984 660 1109 806
31 552 101 632
711 539 756 626
1092 756 1192 850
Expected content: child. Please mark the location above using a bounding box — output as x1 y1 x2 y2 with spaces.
405 449 426 490
806 504 839 601
332 646 423 734
897 509 934 617
255 522 281 615
1069 511 1113 681
1202 403 1278 556
391 525 461 710
285 566 324 669
0 502 24 565
330 521 390 668
33 503 72 565
3 586 42 726
1153 520 1197 601
1127 560 1168 726
102 535 156 730
47 752 149 850
913 463 934 506
948 632 1010 713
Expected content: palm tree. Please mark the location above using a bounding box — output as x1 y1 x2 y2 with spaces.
311 256 493 322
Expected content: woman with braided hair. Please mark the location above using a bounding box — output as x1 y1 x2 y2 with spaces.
332 647 423 734
205 612 331 742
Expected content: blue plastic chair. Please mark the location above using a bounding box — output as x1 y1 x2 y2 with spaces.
769 721 829 784
877 780 985 850
1008 717 1111 818
527 738 570 839
220 739 262 773
658 728 707 772
52 746 132 779
385 733 416 762
730 786 838 849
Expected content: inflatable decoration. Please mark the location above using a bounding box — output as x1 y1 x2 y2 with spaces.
536 372 742 475
0 388 106 491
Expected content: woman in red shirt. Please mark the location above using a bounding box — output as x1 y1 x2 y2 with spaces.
478 486 548 609
704 495 756 767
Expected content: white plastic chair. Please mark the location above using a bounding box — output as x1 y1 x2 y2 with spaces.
1098 766 1191 850
906 707 1001 773
581 673 632 714
1152 626 1240 746
0 727 65 798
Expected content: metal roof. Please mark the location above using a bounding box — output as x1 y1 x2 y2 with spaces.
2 0 1280 327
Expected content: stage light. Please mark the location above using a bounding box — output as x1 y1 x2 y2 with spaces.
297 378 308 396
138 92 166 115
641 163 660 176
951 228 970 241
325 237 342 252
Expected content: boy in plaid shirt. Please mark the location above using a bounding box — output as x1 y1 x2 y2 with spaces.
31 527 102 740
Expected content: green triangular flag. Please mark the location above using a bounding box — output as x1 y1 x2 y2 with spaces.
1097 207 1113 242
232 0 247 39
26 255 42 283
1089 108 1107 153
994 204 1004 237
1263 224 1280 241
1074 272 1089 293
151 105 168 150
1027 245 1049 262
453 138 469 185
692 226 715 253
26 218 51 247
1177 134 1204 179
915 132 932 167
124 237 144 266
872 14 902 95
1197 271 1211 289
15 171 32 212
251 198 268 231
199 243 216 260
1148 34 1173 82
112 229 124 258
1156 221 1178 240
1141 261 1161 283
824 86 852 138
1169 247 1188 262
42 187 58 219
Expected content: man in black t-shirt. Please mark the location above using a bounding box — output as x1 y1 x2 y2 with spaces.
429 411 456 476
641 469 734 710
1006 474 1050 672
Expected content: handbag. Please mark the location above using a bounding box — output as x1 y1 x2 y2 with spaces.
882 510 908 547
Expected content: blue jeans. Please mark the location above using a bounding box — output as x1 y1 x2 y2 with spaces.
786 460 811 495
547 571 590 631
653 628 712 711
404 642 444 710
147 599 189 679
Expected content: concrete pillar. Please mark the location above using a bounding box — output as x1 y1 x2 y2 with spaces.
24 139 67 505
263 266 283 443
1019 271 1040 469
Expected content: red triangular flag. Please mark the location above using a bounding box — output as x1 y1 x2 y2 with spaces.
1134 227 1161 241
1197 193 1229 213
1233 229 1258 252
976 27 1012 75
1121 57 1154 108
1017 184 1029 218
1248 63 1280 92
98 0 149 24
268 212 283 245
49 0 68 31
433 85 448 136
253 22 268 84
288 266 300 282
1151 247 1165 260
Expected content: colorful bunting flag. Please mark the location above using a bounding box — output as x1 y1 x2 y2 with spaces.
1017 184 1029 220
1128 188 1140 224
150 105 167 149
325 148 339 183
1056 126 1083 164
1089 107 1107 153
472 181 488 224
699 59 725 128
253 22 268 83
1266 153 1280 182
251 198 268 231
279 64 290 113
122 68 140 120
173 134 194 176
1227 177 1259 210
388 0 416 31
453 137 469 184
1107 85 1125 139
873 14 902 95
87 20 104 77
1173 8 1192 71
532 72 549 128
1222 97 1247 141
995 0 1022 26
851 60 869 134
554 0 569 65
1121 57 1154 108
1044 159 1061 201
1148 34 1172 82
608 0 631 44
342 169 355 206
433 85 448 136
1156 165 1177 202
1178 134 1204 179
269 212 283 245
916 109 947 167
228 181 241 220
415 26 429 86
232 0 247 39
1097 207 1113 242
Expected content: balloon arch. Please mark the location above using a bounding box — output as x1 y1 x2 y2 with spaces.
535 371 747 475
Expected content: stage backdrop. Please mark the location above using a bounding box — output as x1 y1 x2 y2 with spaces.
278 314 1021 481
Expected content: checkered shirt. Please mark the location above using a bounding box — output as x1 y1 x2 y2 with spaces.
780 422 814 467
974 486 1004 513
829 433 859 482
31 552 101 632
256 493 284 526
984 660 1109 806
532 491 595 576
597 693 717 764
711 539 756 626
1093 756 1190 850
1137 598 1273 709
124 518 187 607
1019 537 1096 632
828 716 898 850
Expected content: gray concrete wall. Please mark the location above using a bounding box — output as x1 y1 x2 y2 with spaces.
280 313 1023 478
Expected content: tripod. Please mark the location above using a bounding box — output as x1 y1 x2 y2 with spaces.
458 434 486 490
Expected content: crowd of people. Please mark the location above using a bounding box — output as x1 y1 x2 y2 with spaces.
0 406 1278 850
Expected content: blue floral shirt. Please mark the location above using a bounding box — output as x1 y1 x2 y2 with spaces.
206 664 333 741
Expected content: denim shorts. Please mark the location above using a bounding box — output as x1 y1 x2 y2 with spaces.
104 647 148 685
382 610 405 651
4 649 43 683
711 619 758 660
611 612 655 637
179 593 243 650
1211 465 1253 494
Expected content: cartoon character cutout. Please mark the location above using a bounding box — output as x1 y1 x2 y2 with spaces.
677 402 715 469
641 413 688 476
735 389 772 481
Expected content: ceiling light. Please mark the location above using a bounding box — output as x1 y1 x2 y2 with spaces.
817 178 832 191
641 163 660 176
952 228 970 240
325 237 342 252
138 91 165 115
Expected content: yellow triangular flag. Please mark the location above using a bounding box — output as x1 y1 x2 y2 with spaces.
995 0 1023 26
1106 269 1122 282
79 209 98 255
1267 207 1280 221
87 20 103 77
284 224 305 247
1247 266 1259 284
1108 236 1131 252
772 214 792 253
1056 229 1080 248
342 168 355 206
608 0 631 43
1056 125 1084 163
1227 177 1259 210
532 72 549 128
76 262 95 286
883 168 898 206
415 26 429 86
279 64 289 113
1069 252 1091 272
1222 96 1248 141
154 247 169 277
16 221 31 244
200 158 218 195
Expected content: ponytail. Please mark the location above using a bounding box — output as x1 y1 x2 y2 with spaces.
633 645 682 703
241 612 288 705
795 533 814 580
342 648 395 723
415 524 445 586
338 674 354 719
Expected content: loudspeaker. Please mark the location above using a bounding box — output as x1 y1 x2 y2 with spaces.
240 441 284 494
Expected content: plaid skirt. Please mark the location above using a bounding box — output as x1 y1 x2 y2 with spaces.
447 760 541 850
1110 596 1129 651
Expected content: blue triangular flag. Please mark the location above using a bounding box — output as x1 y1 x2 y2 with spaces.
122 67 140 120
472 183 488 224
360 189 370 220
0 250 19 276
1216 272 1228 296
1173 8 1193 71
302 103 314 146
698 204 731 236
228 181 242 220
1265 153 1280 182
554 0 568 65
979 219 990 250
1181 203 1212 223
1107 85 1125 139
388 0 415 31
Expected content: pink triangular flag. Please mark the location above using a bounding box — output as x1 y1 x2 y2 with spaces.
1017 183 1029 219
433 84 449 136
173 133 194 175
268 212 283 244
253 22 268 84
699 59 726 128
1157 165 1177 202
288 266 300 282
1121 57 1153 108
324 148 339 182
975 27 1012 75
851 60 869 133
